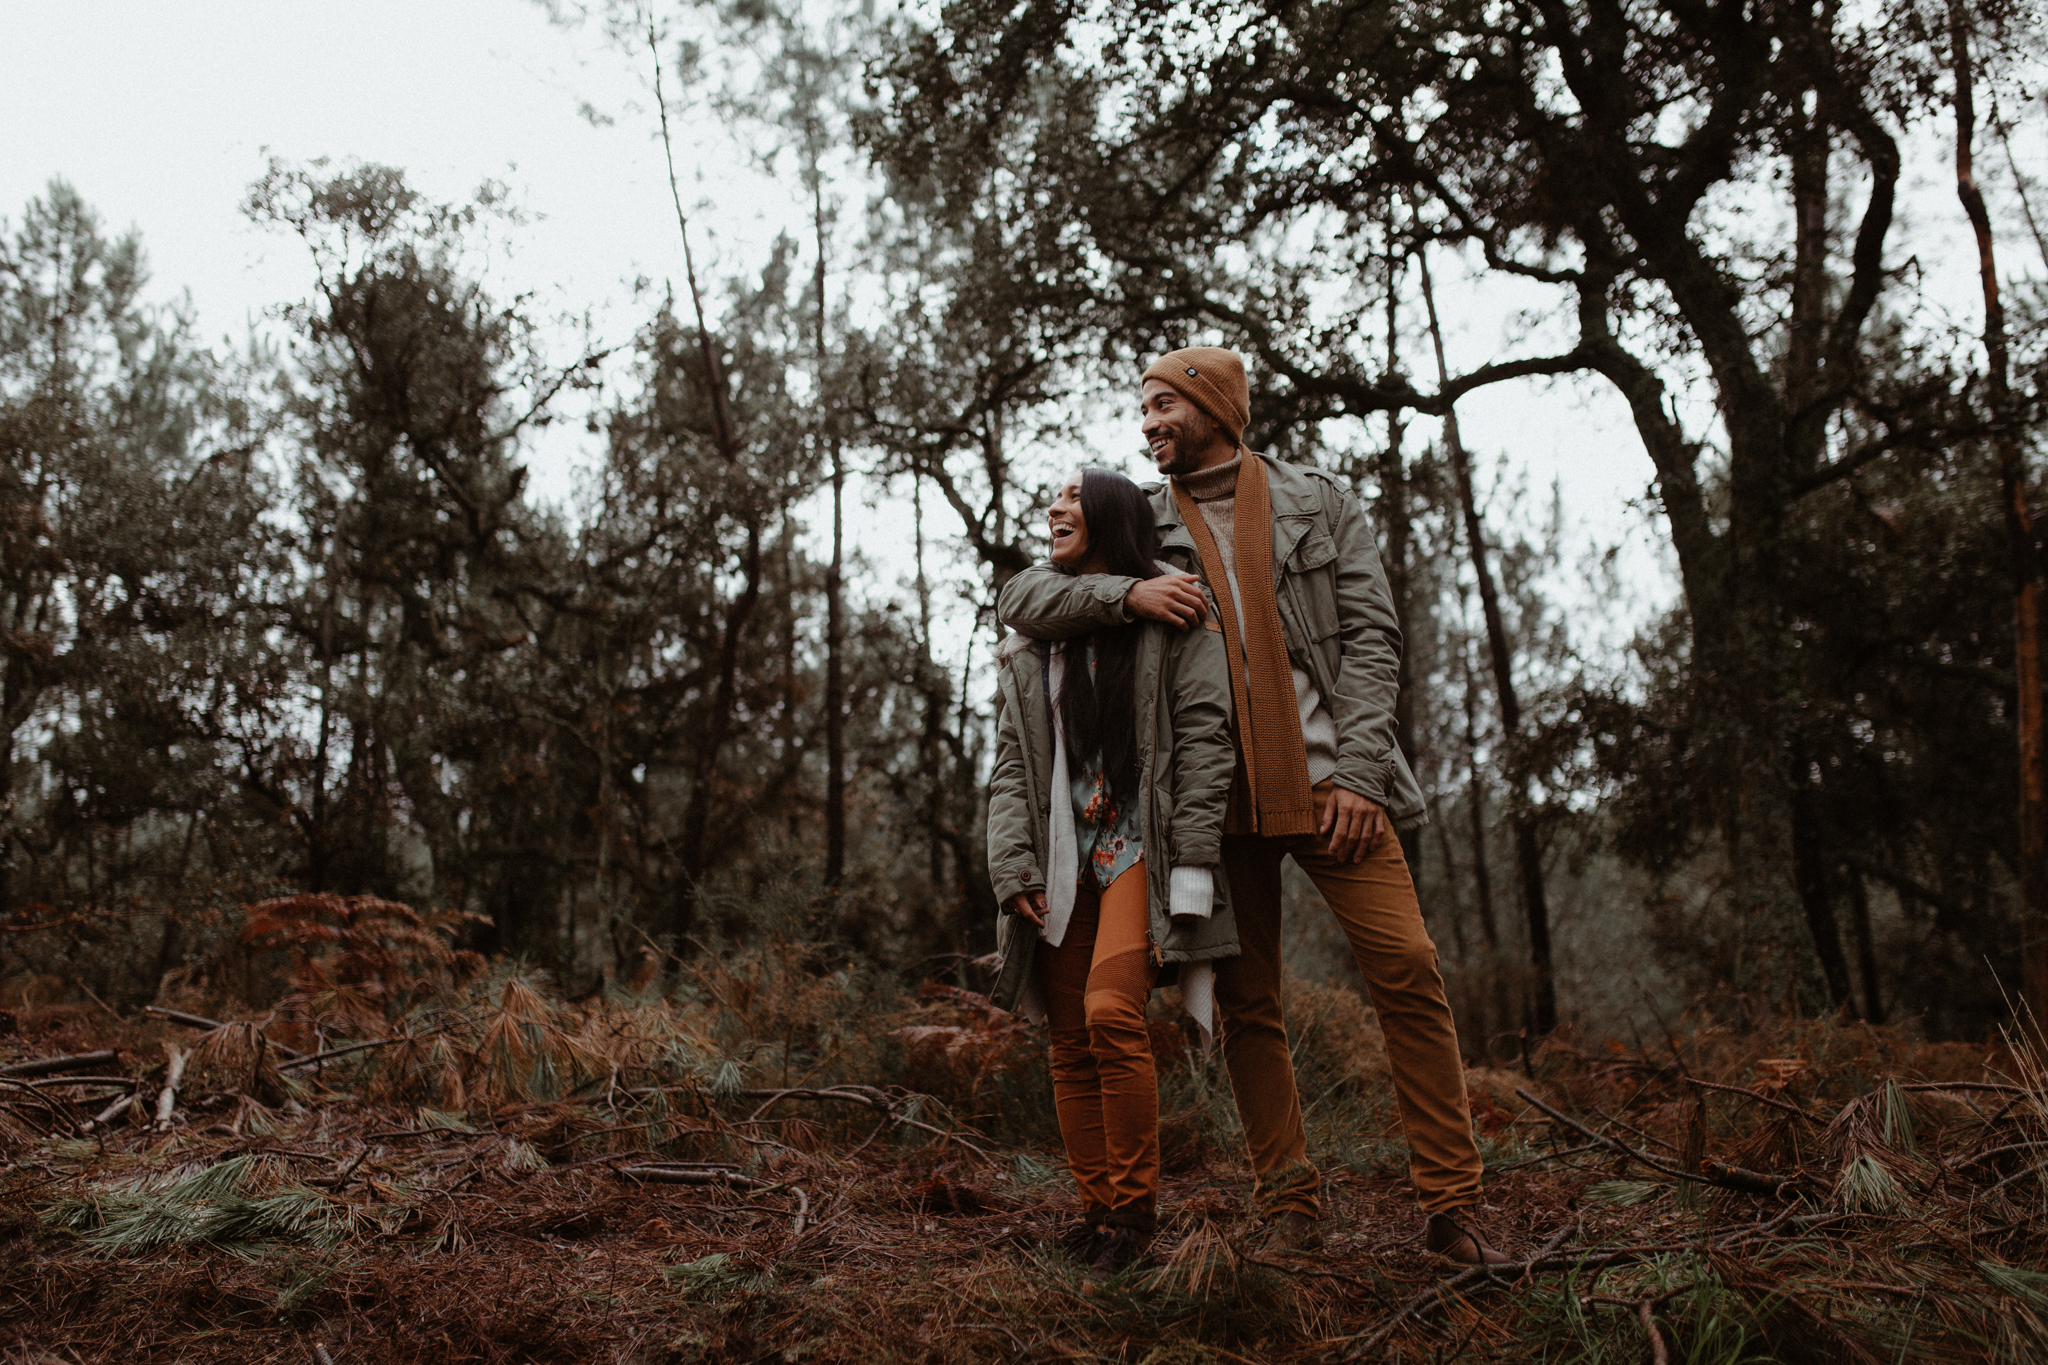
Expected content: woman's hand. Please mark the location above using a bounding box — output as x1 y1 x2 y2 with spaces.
1006 890 1048 928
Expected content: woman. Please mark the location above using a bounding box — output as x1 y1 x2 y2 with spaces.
987 466 1238 1276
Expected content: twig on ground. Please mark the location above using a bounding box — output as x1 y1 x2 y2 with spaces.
81 1089 138 1134
1591 1104 1682 1153
1979 1155 2048 1199
311 1146 371 1190
738 1086 994 1158
153 1047 190 1131
791 1185 809 1237
1489 1141 1602 1174
612 1163 764 1189
1639 1297 1671 1365
1512 1220 1580 1291
0 1051 118 1079
1515 1088 1809 1196
0 1078 79 1135
1684 1077 1828 1122
1698 1158 1816 1197
277 1030 449 1074
1328 1214 1815 1362
1947 1140 2048 1171
144 1007 306 1060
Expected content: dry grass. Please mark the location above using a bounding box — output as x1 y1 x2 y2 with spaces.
0 928 2042 1363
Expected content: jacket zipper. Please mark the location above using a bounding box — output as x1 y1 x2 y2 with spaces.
1149 931 1164 967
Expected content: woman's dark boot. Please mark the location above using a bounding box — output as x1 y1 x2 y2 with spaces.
1088 1209 1156 1278
1056 1204 1109 1261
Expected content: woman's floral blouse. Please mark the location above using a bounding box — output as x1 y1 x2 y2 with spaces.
1069 644 1144 888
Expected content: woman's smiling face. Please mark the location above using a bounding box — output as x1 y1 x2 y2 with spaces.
1049 471 1089 570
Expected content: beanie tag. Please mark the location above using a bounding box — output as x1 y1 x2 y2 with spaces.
1185 367 1199 376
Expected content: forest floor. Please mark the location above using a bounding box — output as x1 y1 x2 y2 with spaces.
1 909 2045 1363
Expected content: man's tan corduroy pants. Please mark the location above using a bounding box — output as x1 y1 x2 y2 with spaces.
1216 782 1484 1217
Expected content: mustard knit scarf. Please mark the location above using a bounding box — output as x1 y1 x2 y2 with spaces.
1172 452 1317 837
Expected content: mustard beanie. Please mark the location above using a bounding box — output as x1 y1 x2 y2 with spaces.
1142 346 1249 441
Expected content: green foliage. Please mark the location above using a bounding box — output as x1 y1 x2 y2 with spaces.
42 1154 355 1256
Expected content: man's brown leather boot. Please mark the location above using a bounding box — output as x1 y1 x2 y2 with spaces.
1423 1211 1511 1266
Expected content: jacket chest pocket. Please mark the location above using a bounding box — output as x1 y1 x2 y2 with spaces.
1282 530 1340 642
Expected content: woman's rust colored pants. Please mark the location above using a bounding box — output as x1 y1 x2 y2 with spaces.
1036 861 1160 1231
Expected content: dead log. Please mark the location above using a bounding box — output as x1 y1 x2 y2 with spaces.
153 1046 191 1131
81 1090 139 1133
0 1050 117 1078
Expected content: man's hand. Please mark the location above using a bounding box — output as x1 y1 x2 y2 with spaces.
1005 890 1048 928
1320 787 1387 864
1125 573 1208 629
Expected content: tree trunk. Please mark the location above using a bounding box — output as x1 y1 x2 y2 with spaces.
817 186 847 892
1952 4 2048 1037
1845 871 1886 1025
675 515 763 942
1421 251 1557 1034
1379 246 1423 878
824 442 846 890
655 27 754 946
1460 633 1511 1041
1789 738 1858 1015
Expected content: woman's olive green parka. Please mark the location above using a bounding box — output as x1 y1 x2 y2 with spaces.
986 602 1239 1012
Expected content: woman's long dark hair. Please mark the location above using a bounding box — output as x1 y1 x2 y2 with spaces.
1058 468 1166 814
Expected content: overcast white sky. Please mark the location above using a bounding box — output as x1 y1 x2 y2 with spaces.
3 0 2021 659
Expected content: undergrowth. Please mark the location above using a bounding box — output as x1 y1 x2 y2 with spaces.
0 892 2042 1362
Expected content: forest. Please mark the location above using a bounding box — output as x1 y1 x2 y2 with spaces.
5 0 2048 1360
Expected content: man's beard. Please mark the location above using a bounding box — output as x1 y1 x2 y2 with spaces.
1153 409 1221 476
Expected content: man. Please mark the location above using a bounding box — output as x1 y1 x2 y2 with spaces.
997 347 1506 1264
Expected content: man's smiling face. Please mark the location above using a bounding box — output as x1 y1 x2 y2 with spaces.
1140 378 1231 476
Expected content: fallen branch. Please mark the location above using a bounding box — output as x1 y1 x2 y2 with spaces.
153 1047 191 1132
1979 1155 2048 1199
1514 1089 1809 1196
612 1163 765 1189
1684 1077 1827 1123
23 1075 136 1089
1639 1297 1671 1365
277 1032 439 1074
309 1147 371 1190
0 1050 118 1079
1699 1158 1815 1197
0 1078 80 1135
1947 1139 2048 1171
1489 1140 1604 1174
737 1086 992 1158
144 1007 306 1060
1328 1213 1812 1362
81 1090 139 1133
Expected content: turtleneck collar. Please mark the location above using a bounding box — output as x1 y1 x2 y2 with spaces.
1174 449 1243 502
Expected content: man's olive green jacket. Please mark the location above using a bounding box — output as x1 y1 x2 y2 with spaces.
996 453 1428 832
985 608 1239 1013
